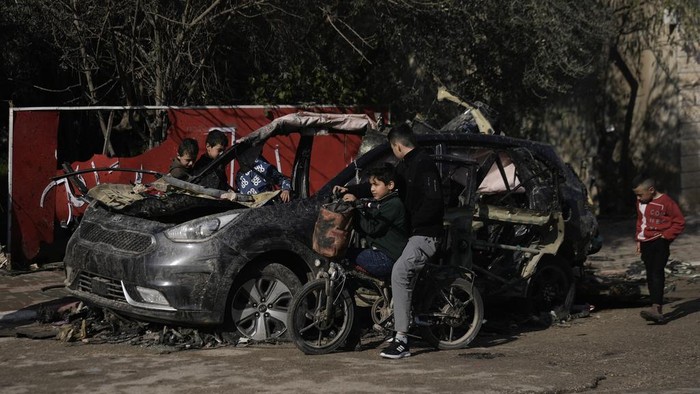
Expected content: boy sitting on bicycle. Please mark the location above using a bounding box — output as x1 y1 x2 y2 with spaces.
338 164 408 278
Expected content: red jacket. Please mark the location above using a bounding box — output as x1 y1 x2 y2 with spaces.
635 194 685 242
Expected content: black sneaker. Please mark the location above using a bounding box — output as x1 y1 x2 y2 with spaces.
380 339 410 359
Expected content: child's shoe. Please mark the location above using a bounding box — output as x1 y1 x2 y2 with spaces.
380 338 410 359
640 304 665 323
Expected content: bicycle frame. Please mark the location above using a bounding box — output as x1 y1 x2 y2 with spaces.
317 260 477 331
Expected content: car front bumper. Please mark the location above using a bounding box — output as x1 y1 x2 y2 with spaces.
63 207 237 326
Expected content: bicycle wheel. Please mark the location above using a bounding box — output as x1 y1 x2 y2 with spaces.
287 278 355 355
419 277 483 350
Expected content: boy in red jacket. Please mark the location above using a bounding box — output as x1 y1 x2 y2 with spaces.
633 177 685 323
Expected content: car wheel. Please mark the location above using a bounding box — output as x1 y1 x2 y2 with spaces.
230 262 302 341
527 260 574 315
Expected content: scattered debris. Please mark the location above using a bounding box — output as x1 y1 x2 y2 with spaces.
25 303 248 351
0 262 65 277
14 323 58 339
7 258 696 349
578 258 698 301
667 260 700 279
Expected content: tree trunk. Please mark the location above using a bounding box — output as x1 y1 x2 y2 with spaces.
610 46 638 213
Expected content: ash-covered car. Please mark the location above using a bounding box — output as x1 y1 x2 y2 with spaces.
63 108 599 341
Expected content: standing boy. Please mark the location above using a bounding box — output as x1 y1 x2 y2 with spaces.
633 177 685 323
341 164 408 278
168 138 199 180
192 129 230 190
382 124 443 359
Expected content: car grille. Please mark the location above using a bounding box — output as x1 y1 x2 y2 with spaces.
80 221 154 253
76 272 127 302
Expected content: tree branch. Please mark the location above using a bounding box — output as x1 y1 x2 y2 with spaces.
324 13 372 64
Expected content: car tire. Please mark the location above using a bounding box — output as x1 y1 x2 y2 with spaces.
526 259 575 316
229 262 302 341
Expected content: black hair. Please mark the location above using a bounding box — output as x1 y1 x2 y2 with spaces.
367 163 397 186
178 138 199 157
632 173 656 190
206 129 229 148
633 177 656 190
386 123 416 148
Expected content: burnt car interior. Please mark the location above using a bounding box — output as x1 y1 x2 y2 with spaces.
459 146 566 301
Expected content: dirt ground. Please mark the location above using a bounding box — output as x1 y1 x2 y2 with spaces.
0 277 698 393
1 215 698 393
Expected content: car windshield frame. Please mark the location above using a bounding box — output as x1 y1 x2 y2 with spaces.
189 112 378 187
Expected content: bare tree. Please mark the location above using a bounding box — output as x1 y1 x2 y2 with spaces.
31 0 272 151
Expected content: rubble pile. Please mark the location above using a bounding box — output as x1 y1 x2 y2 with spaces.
539 259 699 327
34 303 264 351
666 260 700 280
578 258 699 301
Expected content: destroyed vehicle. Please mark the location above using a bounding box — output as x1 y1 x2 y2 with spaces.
63 111 599 342
63 112 378 341
345 131 599 315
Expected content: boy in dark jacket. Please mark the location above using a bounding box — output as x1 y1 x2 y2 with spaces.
168 138 199 180
192 129 230 190
341 164 408 278
633 176 685 323
380 123 443 358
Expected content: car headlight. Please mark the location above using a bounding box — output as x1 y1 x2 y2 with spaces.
164 213 242 242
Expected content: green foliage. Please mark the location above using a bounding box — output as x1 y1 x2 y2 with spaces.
239 0 617 130
3 0 698 215
4 0 677 133
0 0 70 105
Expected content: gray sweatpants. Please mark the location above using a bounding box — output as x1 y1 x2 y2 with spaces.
391 235 437 333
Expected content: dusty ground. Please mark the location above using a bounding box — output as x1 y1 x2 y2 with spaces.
1 278 699 393
0 215 698 393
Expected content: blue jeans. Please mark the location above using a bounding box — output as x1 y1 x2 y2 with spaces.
345 247 395 278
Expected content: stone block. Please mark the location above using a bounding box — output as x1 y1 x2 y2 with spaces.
680 122 700 139
680 171 700 188
680 138 700 156
681 154 700 172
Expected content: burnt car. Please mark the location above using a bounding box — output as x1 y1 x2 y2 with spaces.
63 111 599 341
348 129 599 315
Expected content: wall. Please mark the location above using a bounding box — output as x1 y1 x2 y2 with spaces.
678 43 700 210
614 12 699 213
531 6 699 215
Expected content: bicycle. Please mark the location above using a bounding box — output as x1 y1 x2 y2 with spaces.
287 218 483 355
